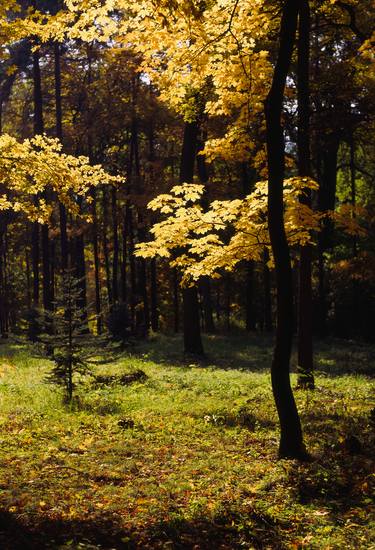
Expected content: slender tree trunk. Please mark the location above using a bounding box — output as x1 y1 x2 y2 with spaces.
102 188 113 306
112 187 119 303
265 0 308 459
173 268 179 333
121 208 128 305
297 0 314 389
150 258 158 332
317 137 339 336
245 261 256 331
349 132 357 257
196 135 215 334
200 277 215 333
54 42 69 272
92 189 102 333
263 249 273 332
180 121 204 355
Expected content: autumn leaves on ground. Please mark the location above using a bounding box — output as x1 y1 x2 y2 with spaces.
0 335 373 550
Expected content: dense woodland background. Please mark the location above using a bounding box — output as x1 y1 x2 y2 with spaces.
0 1 374 547
0 0 373 347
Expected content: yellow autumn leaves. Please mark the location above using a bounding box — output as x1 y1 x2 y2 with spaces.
136 177 367 285
0 134 122 223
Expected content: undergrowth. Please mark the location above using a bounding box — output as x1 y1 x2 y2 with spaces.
0 334 373 549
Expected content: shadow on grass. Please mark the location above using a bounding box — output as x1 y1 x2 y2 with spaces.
135 332 274 373
132 332 375 377
0 505 289 549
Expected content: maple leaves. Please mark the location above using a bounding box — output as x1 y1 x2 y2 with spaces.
136 178 322 284
0 134 121 223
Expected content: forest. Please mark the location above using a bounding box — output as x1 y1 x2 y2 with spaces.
0 0 374 548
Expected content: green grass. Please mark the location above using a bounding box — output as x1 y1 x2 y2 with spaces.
0 334 374 549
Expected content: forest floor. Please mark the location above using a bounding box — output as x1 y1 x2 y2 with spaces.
0 333 374 549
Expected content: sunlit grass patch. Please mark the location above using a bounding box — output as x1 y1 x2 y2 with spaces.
0 336 373 549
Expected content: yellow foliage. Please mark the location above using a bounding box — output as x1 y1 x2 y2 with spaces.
0 134 122 223
136 177 321 285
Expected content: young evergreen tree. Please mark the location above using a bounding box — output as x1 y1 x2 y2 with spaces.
41 270 96 402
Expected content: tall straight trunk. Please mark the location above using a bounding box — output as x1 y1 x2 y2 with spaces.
242 163 257 330
102 188 113 306
196 136 215 334
31 48 42 308
200 277 215 333
265 0 308 459
112 187 119 303
75 198 87 323
317 137 339 336
349 133 357 257
26 249 32 311
148 116 159 332
173 268 179 333
121 207 128 304
128 209 136 331
150 258 158 332
180 121 204 355
263 249 273 332
245 261 256 331
92 190 102 333
33 47 52 313
54 42 69 272
297 0 314 389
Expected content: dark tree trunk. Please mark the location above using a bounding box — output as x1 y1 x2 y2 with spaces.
245 261 256 331
102 188 113 306
349 132 357 257
121 208 128 305
33 48 52 313
75 198 88 324
150 258 158 332
196 138 215 334
200 277 215 333
128 206 136 332
265 0 308 459
297 0 314 389
317 136 339 336
92 189 102 333
225 274 231 332
148 118 159 333
31 48 43 309
173 268 179 333
54 42 69 272
180 121 204 355
112 187 119 303
263 249 273 332
31 222 40 307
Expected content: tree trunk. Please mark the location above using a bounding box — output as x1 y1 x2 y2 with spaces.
150 258 159 332
173 268 179 333
102 188 113 306
92 189 102 333
180 121 204 355
54 41 69 272
265 0 308 459
112 186 119 304
349 132 357 257
297 0 314 389
317 136 339 336
245 261 256 331
263 249 273 332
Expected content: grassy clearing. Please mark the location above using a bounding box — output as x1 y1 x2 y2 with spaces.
0 334 374 549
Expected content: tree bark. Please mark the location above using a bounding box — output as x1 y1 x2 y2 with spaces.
297 0 314 389
54 42 69 272
112 187 119 304
180 121 204 355
265 0 308 459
